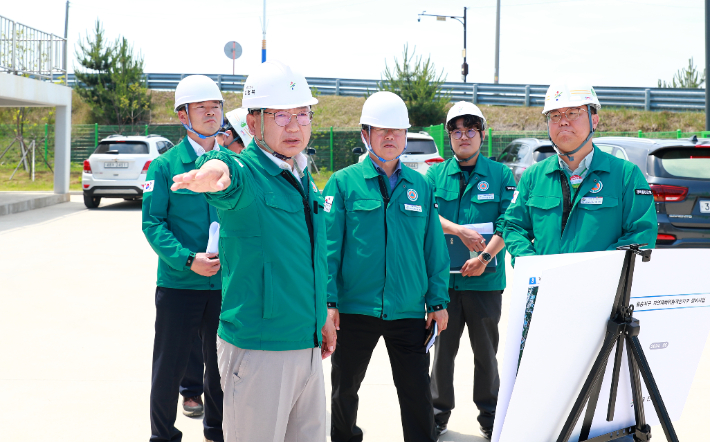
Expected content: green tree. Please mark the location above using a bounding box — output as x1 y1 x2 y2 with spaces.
376 45 450 127
658 57 706 88
74 20 151 131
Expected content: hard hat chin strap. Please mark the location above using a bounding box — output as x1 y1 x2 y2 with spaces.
451 130 485 163
362 126 408 163
254 109 293 161
548 104 595 162
181 103 224 140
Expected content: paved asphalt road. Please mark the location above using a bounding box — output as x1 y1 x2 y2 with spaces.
0 196 707 441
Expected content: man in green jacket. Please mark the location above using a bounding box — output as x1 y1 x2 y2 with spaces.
503 82 657 260
142 75 224 442
170 60 336 442
426 102 516 440
324 91 450 442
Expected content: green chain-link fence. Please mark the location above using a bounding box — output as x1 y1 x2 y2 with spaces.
3 123 710 172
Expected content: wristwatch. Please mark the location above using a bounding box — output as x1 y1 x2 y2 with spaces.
186 252 196 268
480 252 492 263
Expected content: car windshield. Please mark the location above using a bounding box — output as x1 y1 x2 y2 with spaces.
95 142 149 154
532 146 555 163
657 148 710 179
406 139 438 154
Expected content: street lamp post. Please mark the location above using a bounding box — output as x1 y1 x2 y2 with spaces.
418 7 468 83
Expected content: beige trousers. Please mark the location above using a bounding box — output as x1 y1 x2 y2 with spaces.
217 336 326 442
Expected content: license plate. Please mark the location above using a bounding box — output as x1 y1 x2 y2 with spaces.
700 200 710 213
105 162 128 168
404 162 418 169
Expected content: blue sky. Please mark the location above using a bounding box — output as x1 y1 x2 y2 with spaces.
3 0 706 87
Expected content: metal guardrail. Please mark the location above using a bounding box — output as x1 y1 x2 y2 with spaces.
59 73 706 112
0 15 67 83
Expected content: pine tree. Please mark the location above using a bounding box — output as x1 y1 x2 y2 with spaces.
376 45 450 127
74 20 151 131
658 57 706 89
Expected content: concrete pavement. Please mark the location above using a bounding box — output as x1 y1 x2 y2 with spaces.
0 195 708 441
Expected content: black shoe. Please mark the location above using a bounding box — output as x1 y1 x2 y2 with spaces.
435 422 448 438
479 425 493 440
182 395 204 417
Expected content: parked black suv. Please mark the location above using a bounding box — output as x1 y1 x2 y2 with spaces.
593 137 710 248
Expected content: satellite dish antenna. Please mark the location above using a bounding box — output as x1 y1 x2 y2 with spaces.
224 41 243 75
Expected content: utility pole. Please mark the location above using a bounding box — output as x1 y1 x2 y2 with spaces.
494 0 500 84
418 7 469 82
262 0 267 63
706 0 709 130
63 1 69 74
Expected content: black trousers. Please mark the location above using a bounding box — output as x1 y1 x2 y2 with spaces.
430 289 502 429
150 287 223 442
331 313 436 442
179 335 204 398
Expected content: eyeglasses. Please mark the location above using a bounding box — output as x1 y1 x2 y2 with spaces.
547 107 587 124
263 110 314 127
371 127 406 136
450 129 479 140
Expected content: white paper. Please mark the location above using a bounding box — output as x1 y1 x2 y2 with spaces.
493 251 620 442
462 222 494 234
494 249 710 442
426 321 438 354
206 222 220 254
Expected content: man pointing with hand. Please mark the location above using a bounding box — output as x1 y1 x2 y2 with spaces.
172 60 336 442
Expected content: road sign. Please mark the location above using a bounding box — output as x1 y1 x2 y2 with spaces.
224 41 242 60
224 41 242 75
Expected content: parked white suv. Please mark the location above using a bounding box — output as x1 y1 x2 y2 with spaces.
356 132 443 175
82 134 175 208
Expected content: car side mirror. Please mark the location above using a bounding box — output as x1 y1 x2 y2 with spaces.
306 147 316 155
352 147 364 155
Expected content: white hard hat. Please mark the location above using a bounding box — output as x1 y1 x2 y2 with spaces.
174 75 224 112
446 101 487 131
360 91 411 129
542 82 601 115
241 60 318 110
225 108 253 145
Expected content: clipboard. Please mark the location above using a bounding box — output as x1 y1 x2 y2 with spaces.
446 233 497 273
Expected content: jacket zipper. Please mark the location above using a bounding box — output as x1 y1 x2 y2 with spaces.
377 175 391 319
280 170 319 347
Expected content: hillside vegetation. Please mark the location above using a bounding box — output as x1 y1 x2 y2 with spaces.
68 90 707 133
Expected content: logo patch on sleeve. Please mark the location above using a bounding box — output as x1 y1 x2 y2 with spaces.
511 190 519 204
143 180 154 192
635 189 652 195
506 186 517 191
324 196 334 213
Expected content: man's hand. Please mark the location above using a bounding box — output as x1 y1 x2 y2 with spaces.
460 256 486 277
171 159 231 193
321 312 338 359
457 225 486 252
190 253 220 276
426 309 449 335
328 308 340 330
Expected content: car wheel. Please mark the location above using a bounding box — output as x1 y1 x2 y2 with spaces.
84 194 101 209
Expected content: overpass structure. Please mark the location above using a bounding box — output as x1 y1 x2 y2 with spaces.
0 14 71 194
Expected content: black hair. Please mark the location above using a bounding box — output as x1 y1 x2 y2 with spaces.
176 104 186 113
446 115 484 133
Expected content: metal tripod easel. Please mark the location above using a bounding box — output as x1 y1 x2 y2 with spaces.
557 244 679 442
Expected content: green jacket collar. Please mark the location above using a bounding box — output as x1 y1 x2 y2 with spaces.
444 154 491 178
177 138 198 164
244 140 286 177
542 144 609 175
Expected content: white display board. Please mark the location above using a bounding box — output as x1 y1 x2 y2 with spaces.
493 249 710 442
